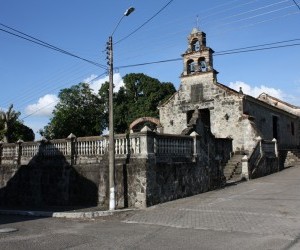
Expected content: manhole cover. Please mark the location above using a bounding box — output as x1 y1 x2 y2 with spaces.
0 228 18 233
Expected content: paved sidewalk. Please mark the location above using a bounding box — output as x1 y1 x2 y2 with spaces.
123 165 300 249
0 206 135 219
1 165 300 249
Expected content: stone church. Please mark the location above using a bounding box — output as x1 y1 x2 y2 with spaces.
159 28 300 154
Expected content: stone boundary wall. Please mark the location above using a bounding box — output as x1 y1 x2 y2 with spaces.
0 131 231 209
242 137 279 179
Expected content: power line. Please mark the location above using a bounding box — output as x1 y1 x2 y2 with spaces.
203 0 290 25
216 38 300 53
118 58 181 69
19 39 300 120
114 0 175 45
291 0 300 11
0 23 107 70
117 39 300 69
215 42 300 55
21 72 107 120
115 0 296 61
216 4 295 28
1 63 95 109
201 0 261 21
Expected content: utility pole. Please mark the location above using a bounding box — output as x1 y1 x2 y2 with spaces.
106 6 135 211
107 36 115 210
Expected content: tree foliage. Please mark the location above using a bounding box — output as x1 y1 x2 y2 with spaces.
42 83 106 139
42 73 176 138
0 104 34 142
101 73 176 133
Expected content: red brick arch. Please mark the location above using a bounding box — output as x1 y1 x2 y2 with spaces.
129 117 161 131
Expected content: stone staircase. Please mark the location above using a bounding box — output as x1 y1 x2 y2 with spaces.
223 154 244 182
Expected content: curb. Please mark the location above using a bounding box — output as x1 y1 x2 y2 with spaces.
0 208 136 219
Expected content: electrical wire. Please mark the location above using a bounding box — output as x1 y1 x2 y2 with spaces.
216 38 300 53
1 63 94 109
216 4 295 27
200 0 261 21
21 71 107 120
0 23 107 70
202 0 290 25
116 39 300 69
114 0 175 45
1 0 298 118
114 0 295 60
291 0 300 11
208 11 299 38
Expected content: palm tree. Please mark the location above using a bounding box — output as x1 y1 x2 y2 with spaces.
0 104 20 143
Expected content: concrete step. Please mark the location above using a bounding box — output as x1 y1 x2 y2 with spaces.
223 154 244 181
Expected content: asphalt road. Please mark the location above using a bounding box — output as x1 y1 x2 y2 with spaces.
1 165 300 250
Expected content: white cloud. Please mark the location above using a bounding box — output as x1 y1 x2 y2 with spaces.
25 94 58 117
229 81 284 99
84 73 124 94
24 73 124 119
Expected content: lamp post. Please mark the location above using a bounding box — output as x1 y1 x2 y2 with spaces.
107 7 135 211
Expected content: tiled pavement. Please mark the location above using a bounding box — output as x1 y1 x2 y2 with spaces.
124 166 300 246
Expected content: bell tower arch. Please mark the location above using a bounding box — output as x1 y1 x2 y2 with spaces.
182 28 217 77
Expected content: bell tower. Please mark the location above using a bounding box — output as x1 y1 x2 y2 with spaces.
181 28 217 77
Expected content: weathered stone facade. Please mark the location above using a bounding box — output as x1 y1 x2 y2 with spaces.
159 28 300 154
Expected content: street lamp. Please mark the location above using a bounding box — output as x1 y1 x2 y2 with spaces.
107 7 135 211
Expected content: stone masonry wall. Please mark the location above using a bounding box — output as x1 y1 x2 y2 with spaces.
0 132 226 209
0 160 102 207
145 157 211 206
243 98 299 148
159 73 257 152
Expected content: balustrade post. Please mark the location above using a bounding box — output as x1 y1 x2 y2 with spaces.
272 138 278 157
67 133 76 165
138 126 155 157
190 132 200 162
272 138 279 172
256 136 263 156
241 155 249 180
16 139 23 165
0 140 3 165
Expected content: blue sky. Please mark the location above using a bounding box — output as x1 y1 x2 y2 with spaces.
1 0 300 139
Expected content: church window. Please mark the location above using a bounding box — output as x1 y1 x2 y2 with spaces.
198 57 207 72
191 39 200 51
187 59 196 74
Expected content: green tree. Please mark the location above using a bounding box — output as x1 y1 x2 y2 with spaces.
42 83 106 139
99 73 176 133
0 104 34 142
42 74 176 138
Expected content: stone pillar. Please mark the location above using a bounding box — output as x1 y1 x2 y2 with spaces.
257 136 263 156
241 155 249 180
0 141 3 165
67 133 76 165
272 138 278 157
138 126 155 157
15 139 23 165
272 138 279 172
190 131 200 162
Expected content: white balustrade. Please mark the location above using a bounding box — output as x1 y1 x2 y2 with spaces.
0 133 196 165
2 144 15 158
22 143 39 157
